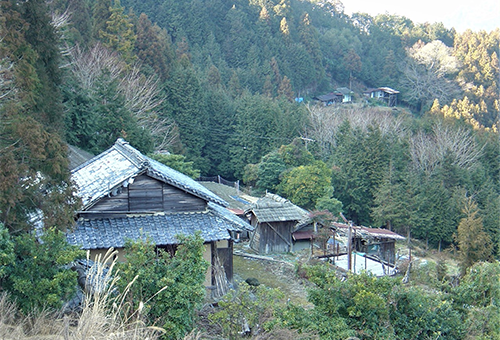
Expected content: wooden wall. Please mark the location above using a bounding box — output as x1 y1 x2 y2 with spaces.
83 174 206 218
250 219 294 254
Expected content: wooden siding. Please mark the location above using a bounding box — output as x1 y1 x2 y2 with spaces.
251 220 294 254
81 174 206 218
217 241 233 282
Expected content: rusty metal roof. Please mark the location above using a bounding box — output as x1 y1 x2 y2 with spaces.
333 222 405 240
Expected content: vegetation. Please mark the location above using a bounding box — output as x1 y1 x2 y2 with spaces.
0 0 498 338
116 234 208 340
0 225 84 313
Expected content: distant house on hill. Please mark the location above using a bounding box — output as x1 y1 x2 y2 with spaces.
363 87 399 106
246 193 311 254
66 138 251 292
313 91 343 106
336 87 354 103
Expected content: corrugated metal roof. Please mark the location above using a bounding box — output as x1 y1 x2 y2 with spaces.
72 138 227 209
67 211 232 249
333 222 405 240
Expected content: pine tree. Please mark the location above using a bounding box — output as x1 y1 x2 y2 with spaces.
99 0 136 64
134 13 172 80
455 198 493 273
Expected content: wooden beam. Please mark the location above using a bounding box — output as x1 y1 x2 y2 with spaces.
266 222 291 246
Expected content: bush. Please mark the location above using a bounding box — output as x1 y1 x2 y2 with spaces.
0 227 84 313
116 233 208 340
209 282 284 339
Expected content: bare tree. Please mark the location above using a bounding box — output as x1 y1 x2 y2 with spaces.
306 104 408 156
409 122 483 175
400 40 462 112
68 44 177 151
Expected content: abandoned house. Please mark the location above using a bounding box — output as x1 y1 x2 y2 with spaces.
246 193 312 254
363 87 400 106
332 222 406 265
66 138 251 292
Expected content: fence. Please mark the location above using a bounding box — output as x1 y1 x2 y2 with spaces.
198 175 240 191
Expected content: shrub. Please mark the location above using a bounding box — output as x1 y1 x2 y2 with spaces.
0 227 84 313
116 233 208 340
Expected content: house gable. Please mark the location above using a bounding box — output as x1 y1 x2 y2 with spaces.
81 174 207 219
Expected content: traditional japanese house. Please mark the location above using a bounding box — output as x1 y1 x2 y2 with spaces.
66 138 251 291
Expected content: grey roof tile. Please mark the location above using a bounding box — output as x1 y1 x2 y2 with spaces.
72 139 227 209
245 193 308 223
67 211 232 250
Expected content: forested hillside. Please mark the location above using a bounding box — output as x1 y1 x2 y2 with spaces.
0 1 499 339
1 0 499 251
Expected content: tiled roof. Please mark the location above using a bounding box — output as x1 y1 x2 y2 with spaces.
67 211 232 249
246 193 308 223
72 139 227 209
208 202 253 232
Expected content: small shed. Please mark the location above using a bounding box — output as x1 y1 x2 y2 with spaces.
363 87 399 106
313 92 343 106
246 193 308 254
333 222 405 265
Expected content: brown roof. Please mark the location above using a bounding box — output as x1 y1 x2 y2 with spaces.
332 222 405 240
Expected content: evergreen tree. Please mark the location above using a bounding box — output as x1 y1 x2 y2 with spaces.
134 13 172 80
0 0 78 233
455 198 493 273
99 0 136 64
92 0 111 40
18 0 64 128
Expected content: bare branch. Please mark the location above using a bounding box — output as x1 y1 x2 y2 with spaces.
67 44 176 151
409 122 483 174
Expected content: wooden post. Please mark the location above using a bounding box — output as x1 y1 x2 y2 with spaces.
347 221 352 272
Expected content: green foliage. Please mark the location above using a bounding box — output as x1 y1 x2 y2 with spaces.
148 153 201 179
332 123 391 225
301 264 465 340
278 138 314 167
209 282 285 339
452 262 500 339
279 161 333 210
116 234 208 340
454 198 493 273
99 0 136 64
315 197 343 218
256 152 287 193
0 228 84 313
63 72 153 155
0 223 14 278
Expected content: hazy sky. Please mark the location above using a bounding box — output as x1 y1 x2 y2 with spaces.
342 0 500 33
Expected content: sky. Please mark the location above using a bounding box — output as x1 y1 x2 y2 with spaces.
342 0 500 33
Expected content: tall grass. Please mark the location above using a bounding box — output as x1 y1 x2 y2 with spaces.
0 249 164 340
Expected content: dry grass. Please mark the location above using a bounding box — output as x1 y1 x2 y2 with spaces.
0 249 165 340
